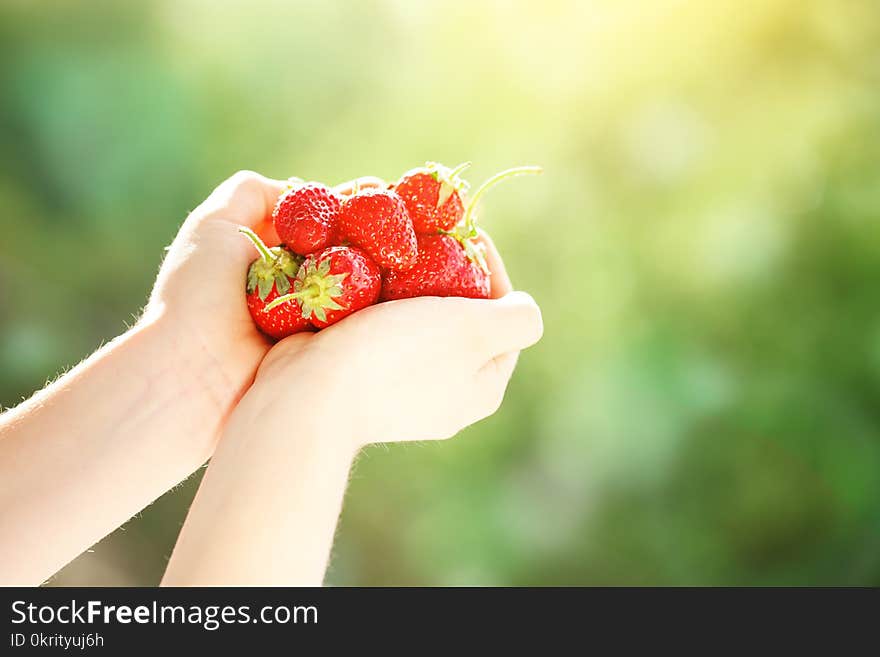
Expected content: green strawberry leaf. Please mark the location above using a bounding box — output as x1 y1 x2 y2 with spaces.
257 276 274 301
464 238 490 275
437 180 456 208
246 266 260 295
275 273 291 296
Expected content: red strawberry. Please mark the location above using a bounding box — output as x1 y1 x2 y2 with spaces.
394 161 471 233
239 227 312 340
265 246 381 328
272 182 342 255
381 233 490 300
381 165 543 300
337 189 418 271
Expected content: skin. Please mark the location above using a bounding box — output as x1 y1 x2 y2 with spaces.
0 171 286 585
0 171 543 586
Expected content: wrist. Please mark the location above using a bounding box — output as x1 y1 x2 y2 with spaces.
151 305 256 402
132 309 250 465
163 372 358 587
230 371 362 463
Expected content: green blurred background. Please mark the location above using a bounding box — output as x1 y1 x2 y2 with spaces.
2 0 879 585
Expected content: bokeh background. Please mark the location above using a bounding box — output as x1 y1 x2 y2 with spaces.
2 0 879 585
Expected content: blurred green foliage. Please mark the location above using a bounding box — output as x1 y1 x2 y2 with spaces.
2 0 879 585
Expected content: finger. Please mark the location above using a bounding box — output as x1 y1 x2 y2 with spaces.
476 229 512 298
252 217 280 248
194 170 287 231
334 176 388 197
463 291 543 360
257 331 315 378
478 351 520 385
473 351 520 417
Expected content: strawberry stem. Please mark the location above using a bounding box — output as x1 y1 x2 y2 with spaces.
238 226 276 264
463 165 543 228
448 161 472 180
263 291 307 312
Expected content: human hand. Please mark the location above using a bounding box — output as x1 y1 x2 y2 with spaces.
162 227 540 586
146 171 288 412
240 230 543 452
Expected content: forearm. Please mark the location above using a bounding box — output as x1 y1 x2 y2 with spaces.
160 290 543 587
161 387 356 586
0 312 237 585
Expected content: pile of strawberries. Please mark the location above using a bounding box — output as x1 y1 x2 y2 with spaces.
241 162 541 339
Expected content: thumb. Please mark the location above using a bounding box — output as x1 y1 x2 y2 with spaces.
256 331 315 377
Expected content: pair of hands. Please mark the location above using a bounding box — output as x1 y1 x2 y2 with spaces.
149 171 544 452
0 169 542 585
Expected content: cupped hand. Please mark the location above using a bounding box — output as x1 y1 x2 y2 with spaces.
248 231 543 450
146 171 287 408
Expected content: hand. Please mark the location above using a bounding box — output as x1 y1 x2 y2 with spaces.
0 171 294 584
243 230 543 451
161 231 543 585
146 170 287 412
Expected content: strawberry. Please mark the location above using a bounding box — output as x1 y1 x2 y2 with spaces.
394 161 471 234
337 188 418 271
381 165 543 300
381 232 490 300
265 245 381 328
239 227 312 340
272 182 342 256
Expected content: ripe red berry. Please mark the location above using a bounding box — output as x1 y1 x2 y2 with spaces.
239 227 312 340
380 233 490 300
381 165 544 301
394 162 470 234
337 189 418 271
265 246 381 328
272 182 342 256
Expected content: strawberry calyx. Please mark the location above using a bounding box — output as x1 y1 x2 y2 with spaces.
426 161 471 209
442 218 489 274
239 226 302 301
263 256 349 324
